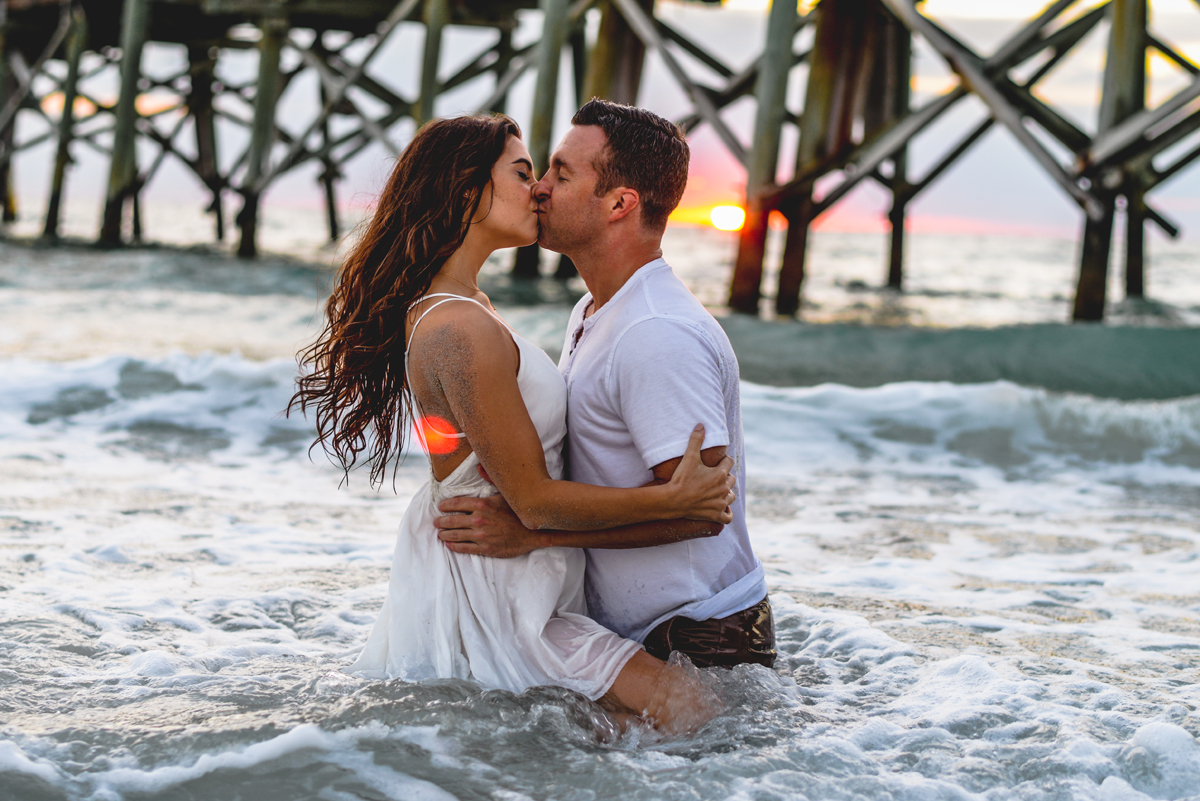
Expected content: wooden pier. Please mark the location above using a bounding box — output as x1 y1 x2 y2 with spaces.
2 0 1198 320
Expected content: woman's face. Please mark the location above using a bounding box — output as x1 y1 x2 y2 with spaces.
471 135 539 249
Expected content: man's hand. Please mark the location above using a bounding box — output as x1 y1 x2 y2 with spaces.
434 494 545 558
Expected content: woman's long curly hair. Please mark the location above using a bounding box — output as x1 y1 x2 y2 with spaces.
290 114 522 487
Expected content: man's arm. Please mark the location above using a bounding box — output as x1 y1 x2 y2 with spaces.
435 446 728 558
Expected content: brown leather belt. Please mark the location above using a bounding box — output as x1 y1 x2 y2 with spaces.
642 596 776 669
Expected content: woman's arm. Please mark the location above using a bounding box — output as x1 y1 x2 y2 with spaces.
407 305 734 531
433 446 728 557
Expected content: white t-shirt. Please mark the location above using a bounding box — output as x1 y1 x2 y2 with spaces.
558 258 767 642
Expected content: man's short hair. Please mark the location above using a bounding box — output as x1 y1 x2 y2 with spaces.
571 98 690 231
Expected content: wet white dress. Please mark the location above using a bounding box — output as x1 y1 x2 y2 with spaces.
349 294 643 699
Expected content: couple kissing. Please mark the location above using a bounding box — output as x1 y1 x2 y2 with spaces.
292 99 773 734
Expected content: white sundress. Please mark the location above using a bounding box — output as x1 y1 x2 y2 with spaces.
349 294 643 699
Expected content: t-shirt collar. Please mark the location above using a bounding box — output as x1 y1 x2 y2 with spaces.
581 257 668 329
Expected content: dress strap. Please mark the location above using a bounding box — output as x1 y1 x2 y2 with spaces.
406 293 495 352
404 294 497 445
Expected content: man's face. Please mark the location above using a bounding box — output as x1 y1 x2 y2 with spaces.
534 125 610 255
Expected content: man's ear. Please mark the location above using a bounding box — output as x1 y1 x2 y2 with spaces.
607 188 641 223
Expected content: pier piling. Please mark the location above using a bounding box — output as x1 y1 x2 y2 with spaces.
187 44 223 241
729 0 798 314
100 0 150 246
236 13 286 259
43 2 86 241
1074 0 1147 320
513 0 571 279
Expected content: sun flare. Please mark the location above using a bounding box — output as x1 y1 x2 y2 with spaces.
710 205 746 231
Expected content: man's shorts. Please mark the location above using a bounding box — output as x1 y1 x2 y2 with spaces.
642 596 776 668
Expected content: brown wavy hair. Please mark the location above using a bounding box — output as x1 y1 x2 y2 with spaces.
290 114 521 486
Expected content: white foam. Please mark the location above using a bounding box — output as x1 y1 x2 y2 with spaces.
84 723 455 800
3 351 1199 800
0 740 64 785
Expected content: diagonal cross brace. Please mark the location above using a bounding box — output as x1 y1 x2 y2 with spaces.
252 0 422 194
0 0 73 145
475 0 593 115
1085 76 1200 170
610 0 748 166
766 0 1103 211
881 0 1107 221
295 43 401 157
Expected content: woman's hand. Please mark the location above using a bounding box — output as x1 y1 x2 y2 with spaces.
665 425 736 524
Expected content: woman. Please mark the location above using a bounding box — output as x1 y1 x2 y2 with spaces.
292 114 731 731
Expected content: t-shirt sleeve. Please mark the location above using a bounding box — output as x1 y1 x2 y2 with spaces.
608 317 730 471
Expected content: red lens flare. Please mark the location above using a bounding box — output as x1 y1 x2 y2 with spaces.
413 415 461 455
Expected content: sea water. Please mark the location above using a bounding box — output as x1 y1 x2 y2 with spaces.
1 230 1199 801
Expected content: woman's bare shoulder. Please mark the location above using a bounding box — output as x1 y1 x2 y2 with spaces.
407 298 512 369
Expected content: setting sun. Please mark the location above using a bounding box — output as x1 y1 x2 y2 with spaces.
710 205 746 231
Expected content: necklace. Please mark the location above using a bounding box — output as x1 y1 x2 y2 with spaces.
441 272 480 293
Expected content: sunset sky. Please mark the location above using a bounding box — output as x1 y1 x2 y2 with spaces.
18 0 1200 243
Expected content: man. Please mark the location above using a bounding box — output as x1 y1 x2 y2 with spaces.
435 98 774 669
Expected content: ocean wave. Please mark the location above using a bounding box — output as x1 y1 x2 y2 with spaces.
741 380 1200 483
5 355 1199 487
722 318 1200 401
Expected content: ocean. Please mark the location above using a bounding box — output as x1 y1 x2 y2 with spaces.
2 222 1199 801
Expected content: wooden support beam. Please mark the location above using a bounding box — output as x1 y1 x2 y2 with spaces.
513 0 571 279
258 0 421 193
0 2 12 222
99 0 150 246
568 28 586 106
0 0 71 143
43 2 86 241
989 0 1080 68
729 0 799 313
1074 0 1146 320
318 78 340 242
881 0 1106 222
490 27 515 113
906 117 994 199
657 17 733 79
878 9 911 291
187 44 224 241
299 46 400 156
1125 186 1147 297
476 44 535 113
418 0 449 125
677 44 810 134
236 14 287 259
584 0 650 105
777 0 873 317
1084 77 1200 170
611 0 748 166
1148 33 1199 76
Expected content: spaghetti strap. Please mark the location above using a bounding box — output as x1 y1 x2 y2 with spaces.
406 293 496 353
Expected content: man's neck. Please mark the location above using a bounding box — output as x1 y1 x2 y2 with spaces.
573 241 664 313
